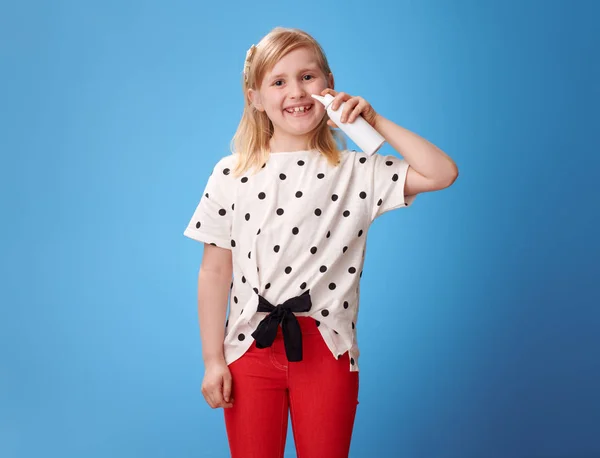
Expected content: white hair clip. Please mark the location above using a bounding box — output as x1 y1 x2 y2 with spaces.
243 44 257 83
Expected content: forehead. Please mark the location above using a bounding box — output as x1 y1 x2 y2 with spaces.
267 47 320 77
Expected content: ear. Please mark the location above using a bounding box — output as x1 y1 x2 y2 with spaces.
327 72 334 90
248 88 265 112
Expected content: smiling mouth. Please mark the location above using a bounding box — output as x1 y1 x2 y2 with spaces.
284 104 314 116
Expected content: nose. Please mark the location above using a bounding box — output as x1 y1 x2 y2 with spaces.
288 80 306 99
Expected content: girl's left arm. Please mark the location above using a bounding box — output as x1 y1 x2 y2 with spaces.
374 114 459 193
321 88 459 195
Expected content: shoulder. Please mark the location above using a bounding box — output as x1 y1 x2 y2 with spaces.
215 153 237 169
210 153 238 178
344 149 372 166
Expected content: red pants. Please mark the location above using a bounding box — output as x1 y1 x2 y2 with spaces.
224 316 360 458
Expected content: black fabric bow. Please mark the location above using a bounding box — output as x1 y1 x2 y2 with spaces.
251 290 312 362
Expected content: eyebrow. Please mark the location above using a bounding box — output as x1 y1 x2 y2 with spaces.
269 67 320 79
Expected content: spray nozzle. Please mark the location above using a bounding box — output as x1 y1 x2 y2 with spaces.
311 93 335 108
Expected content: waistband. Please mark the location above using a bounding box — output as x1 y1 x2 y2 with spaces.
276 316 321 336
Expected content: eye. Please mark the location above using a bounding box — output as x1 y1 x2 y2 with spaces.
303 75 314 81
273 80 284 86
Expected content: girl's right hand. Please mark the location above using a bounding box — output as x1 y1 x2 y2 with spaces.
201 359 235 409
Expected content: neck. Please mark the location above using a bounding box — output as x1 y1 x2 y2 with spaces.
268 134 311 153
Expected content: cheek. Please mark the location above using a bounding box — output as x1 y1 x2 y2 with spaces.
269 97 285 115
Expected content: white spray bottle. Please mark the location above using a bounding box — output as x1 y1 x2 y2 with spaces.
311 93 385 156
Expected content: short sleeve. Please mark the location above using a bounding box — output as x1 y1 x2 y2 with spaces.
183 157 235 250
368 153 416 222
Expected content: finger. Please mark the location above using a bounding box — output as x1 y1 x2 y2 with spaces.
346 99 365 123
321 88 337 97
205 383 224 409
212 385 226 409
341 98 361 123
202 386 216 409
222 373 232 403
208 390 219 409
331 92 350 111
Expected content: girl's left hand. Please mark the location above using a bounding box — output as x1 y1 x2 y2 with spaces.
320 88 380 129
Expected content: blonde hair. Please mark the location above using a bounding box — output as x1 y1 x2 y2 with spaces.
229 27 346 178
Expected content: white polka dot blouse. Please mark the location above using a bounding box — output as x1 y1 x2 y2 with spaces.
184 149 416 372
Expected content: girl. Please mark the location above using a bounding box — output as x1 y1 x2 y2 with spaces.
184 27 458 458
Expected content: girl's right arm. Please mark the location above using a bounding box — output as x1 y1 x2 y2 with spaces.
198 244 234 408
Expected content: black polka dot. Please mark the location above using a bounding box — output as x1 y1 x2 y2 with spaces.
352 322 355 329
359 191 367 199
292 227 299 235
321 309 329 317
238 334 245 341
315 320 320 326
300 282 307 289
358 230 363 237
245 213 250 221
274 245 280 253
196 221 201 228
223 168 230 175
240 309 243 314
210 243 216 246
331 194 338 201
334 330 338 334
310 246 317 254
377 198 383 206
277 208 284 215
253 287 258 294
343 210 350 217
248 251 251 259
326 230 331 238
231 239 236 247
279 173 287 180
219 209 227 216
392 174 398 181
285 266 292 274
319 265 327 273
359 157 367 164
317 173 325 179
265 283 271 289
343 246 348 253
348 267 356 274
232 203 235 210
329 283 336 290
343 301 349 309
259 192 266 199
296 191 303 198
314 208 322 216
351 357 355 365
257 228 261 235
241 177 248 183
386 160 393 166
234 296 238 304
297 160 305 166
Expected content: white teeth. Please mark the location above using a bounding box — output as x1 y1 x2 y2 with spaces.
286 105 311 114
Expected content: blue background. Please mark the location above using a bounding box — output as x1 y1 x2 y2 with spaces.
1 1 598 457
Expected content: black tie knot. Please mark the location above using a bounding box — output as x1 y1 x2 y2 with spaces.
251 290 312 361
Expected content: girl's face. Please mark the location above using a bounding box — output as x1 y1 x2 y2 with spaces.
249 47 334 148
